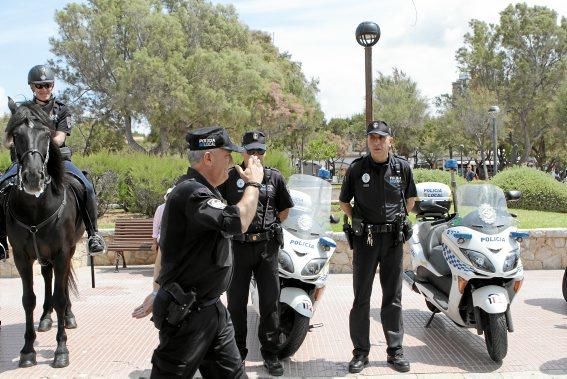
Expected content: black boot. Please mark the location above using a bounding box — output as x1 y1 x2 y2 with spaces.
348 354 369 374
263 356 284 376
387 353 410 372
0 236 7 260
83 192 105 256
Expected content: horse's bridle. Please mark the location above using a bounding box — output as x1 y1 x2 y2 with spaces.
15 137 51 194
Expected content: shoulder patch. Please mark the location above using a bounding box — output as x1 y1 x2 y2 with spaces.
207 198 226 209
394 154 408 161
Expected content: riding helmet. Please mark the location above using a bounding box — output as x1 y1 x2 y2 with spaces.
28 65 55 84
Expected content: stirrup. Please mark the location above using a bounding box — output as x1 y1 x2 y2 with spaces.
87 234 107 256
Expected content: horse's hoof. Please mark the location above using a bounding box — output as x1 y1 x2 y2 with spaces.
38 318 53 332
65 316 77 329
52 353 69 368
19 352 37 368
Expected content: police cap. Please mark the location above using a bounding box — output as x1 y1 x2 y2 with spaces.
366 120 391 136
242 130 266 151
186 126 244 152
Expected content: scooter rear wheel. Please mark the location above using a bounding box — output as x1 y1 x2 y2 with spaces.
562 267 567 302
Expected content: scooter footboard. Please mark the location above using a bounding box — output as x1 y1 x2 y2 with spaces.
280 287 313 318
472 285 510 313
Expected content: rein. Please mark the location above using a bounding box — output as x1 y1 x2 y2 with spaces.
16 139 51 194
7 189 67 266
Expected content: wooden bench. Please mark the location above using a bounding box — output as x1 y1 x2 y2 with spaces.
107 218 154 272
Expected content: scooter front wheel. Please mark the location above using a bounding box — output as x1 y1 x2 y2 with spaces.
482 312 508 362
278 303 310 359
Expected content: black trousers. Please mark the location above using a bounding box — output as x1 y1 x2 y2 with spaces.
349 232 404 357
151 302 246 378
227 239 280 361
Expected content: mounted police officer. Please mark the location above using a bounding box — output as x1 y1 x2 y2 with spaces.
339 121 417 374
0 64 105 258
150 126 264 378
218 131 294 377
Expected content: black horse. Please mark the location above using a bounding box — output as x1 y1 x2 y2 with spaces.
5 98 85 368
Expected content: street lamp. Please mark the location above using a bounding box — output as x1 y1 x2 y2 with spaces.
355 21 381 126
459 144 464 177
488 105 500 177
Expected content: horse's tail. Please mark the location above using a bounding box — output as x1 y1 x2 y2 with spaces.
68 265 79 297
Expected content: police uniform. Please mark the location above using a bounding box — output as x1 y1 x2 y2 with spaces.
339 122 417 367
151 127 246 378
218 131 294 365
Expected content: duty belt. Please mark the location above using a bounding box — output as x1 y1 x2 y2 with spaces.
364 223 395 233
232 230 274 242
193 297 219 311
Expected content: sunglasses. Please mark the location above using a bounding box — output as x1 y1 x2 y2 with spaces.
246 149 265 155
33 83 53 90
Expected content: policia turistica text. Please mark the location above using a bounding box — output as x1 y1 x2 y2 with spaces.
150 126 264 378
339 121 417 374
218 131 294 377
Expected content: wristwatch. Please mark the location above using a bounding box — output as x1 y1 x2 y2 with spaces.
244 181 262 189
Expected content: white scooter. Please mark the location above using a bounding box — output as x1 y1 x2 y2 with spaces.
250 174 338 358
403 159 527 362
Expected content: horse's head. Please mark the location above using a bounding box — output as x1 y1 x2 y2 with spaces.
6 98 56 197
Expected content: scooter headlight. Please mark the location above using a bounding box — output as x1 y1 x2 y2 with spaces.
301 258 327 276
460 248 496 273
503 249 520 272
278 249 294 273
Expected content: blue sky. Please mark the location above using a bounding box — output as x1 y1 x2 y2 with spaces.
1 0 565 120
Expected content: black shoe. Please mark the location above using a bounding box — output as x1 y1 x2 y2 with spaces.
88 234 106 255
387 353 410 372
263 357 284 376
0 244 6 261
348 354 369 374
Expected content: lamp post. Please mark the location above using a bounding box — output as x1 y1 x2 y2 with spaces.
488 105 500 177
355 22 381 126
459 144 464 177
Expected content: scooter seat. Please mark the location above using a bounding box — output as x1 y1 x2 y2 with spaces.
424 225 450 275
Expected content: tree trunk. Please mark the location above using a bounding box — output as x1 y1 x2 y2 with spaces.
480 149 488 180
124 114 146 153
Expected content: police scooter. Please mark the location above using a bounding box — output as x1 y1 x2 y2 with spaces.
249 174 337 358
403 159 526 362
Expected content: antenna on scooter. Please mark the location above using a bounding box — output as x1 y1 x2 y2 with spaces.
444 159 459 214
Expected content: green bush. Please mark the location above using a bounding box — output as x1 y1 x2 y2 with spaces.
413 168 466 186
491 166 567 213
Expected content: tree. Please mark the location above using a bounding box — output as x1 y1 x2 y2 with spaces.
373 69 428 157
456 4 566 167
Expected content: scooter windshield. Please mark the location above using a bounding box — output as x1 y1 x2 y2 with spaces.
456 184 516 235
282 174 332 239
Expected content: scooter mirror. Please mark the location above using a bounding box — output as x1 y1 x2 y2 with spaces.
330 214 340 224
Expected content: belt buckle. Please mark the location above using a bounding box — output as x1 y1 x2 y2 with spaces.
252 234 258 241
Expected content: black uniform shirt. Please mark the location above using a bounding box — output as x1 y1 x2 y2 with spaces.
38 97 73 138
158 167 242 301
218 164 294 233
339 154 417 224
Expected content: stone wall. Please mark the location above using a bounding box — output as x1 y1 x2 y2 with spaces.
328 228 567 273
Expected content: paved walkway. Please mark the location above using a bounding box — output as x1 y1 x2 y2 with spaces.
0 266 566 378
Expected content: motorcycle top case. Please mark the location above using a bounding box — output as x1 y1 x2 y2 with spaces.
413 182 452 216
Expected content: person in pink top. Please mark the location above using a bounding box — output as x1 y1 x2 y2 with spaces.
132 187 174 318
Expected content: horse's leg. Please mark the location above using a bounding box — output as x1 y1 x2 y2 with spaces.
52 260 70 368
38 264 53 332
64 285 77 329
64 246 77 329
15 259 37 367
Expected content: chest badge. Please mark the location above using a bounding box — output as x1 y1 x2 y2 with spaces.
362 173 370 184
236 178 245 189
389 176 401 185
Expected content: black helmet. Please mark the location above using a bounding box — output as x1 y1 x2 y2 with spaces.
28 65 55 84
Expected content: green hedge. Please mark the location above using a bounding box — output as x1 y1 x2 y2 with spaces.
491 166 567 213
0 149 293 217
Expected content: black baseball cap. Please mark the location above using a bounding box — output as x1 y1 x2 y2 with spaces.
186 126 244 152
366 120 391 136
242 131 266 151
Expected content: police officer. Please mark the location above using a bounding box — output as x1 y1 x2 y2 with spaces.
0 64 105 258
219 131 294 377
339 121 417 374
151 126 264 378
